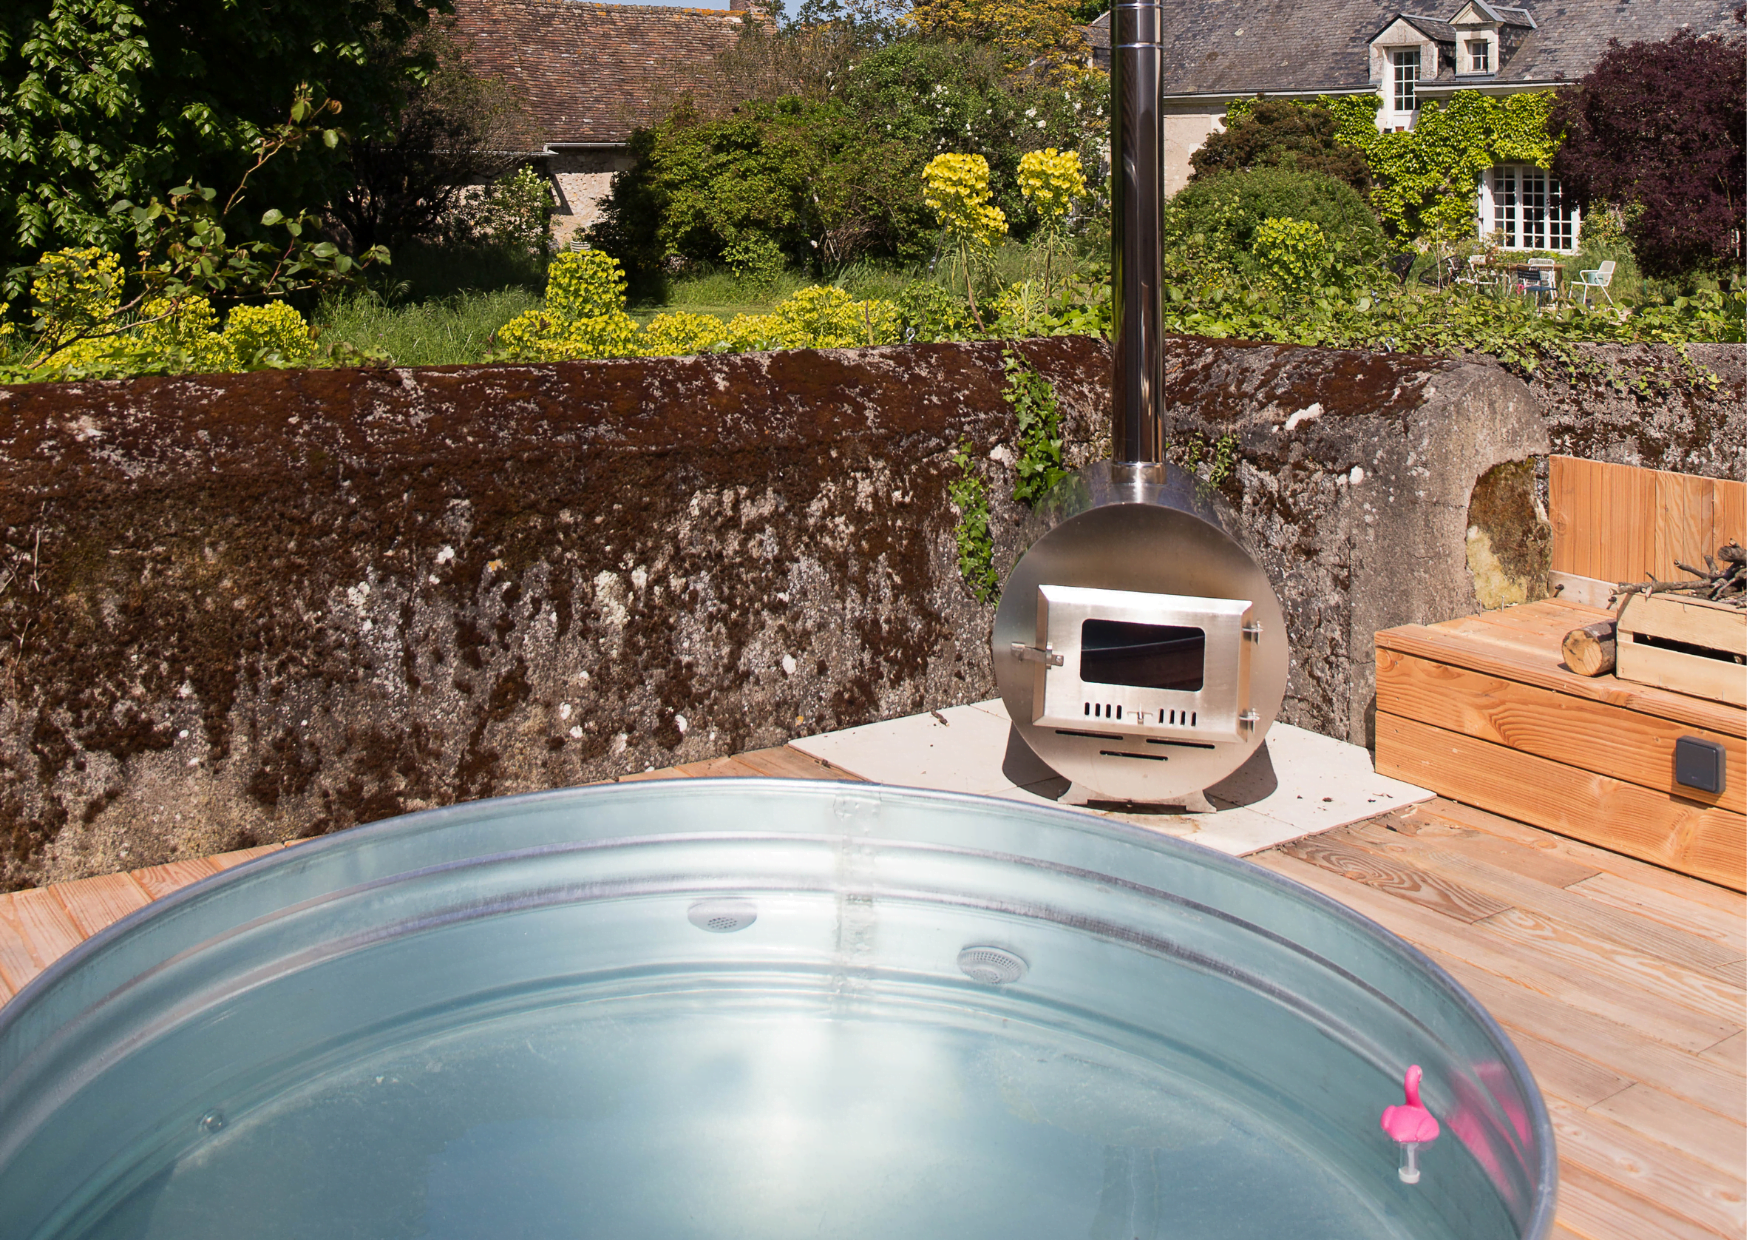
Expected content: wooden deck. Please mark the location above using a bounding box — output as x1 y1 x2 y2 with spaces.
0 748 1741 1239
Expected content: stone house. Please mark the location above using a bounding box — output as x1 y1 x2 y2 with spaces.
453 0 764 246
1087 0 1738 252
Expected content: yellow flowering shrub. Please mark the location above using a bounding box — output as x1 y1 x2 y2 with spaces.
922 154 1009 250
644 289 900 356
720 313 787 352
642 311 729 356
223 302 315 366
1016 148 1086 223
134 296 235 371
770 286 901 349
31 248 124 339
923 154 1008 331
494 248 642 361
991 280 1048 336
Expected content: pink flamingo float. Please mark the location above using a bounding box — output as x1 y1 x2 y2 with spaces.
1380 1064 1440 1184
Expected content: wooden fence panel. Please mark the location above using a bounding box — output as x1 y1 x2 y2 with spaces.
1549 456 1746 584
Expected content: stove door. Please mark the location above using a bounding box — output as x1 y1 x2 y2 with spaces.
1017 585 1257 744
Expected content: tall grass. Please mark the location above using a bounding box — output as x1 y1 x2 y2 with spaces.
315 288 540 366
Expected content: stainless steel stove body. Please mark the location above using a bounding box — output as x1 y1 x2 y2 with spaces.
993 464 1289 802
990 0 1289 803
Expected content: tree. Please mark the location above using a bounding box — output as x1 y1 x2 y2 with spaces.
590 39 1103 274
0 0 447 279
324 20 526 254
1550 28 1746 279
906 0 1094 82
1190 99 1371 193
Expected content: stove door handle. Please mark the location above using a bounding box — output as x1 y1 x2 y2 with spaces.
1011 642 1065 667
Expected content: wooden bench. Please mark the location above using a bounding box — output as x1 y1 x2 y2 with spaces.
1376 456 1745 892
1375 599 1743 891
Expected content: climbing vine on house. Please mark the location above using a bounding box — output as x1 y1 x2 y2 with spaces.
1221 90 1558 247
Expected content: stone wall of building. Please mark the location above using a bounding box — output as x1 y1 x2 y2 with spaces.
544 149 636 250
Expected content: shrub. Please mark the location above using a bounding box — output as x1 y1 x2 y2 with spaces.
444 165 553 257
132 296 233 372
590 39 1104 275
924 152 1009 329
895 280 972 342
1167 168 1385 273
493 249 641 360
643 311 730 356
1190 99 1371 192
1550 28 1746 279
1252 217 1332 290
223 302 316 366
722 233 786 293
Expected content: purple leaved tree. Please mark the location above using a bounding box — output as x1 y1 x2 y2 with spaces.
1549 26 1746 279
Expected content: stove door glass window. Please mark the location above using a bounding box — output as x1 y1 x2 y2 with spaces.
1079 619 1205 692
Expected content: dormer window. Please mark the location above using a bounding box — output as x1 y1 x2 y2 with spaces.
1466 38 1490 71
1393 49 1421 111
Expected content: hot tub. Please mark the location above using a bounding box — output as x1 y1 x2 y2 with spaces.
0 780 1555 1240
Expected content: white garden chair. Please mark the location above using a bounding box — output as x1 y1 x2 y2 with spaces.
1575 260 1616 305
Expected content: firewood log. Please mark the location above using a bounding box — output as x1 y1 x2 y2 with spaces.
1562 620 1617 677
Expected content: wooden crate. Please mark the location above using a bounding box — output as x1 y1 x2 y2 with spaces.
1376 600 1745 891
1616 592 1747 707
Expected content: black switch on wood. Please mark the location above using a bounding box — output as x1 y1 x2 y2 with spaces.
1674 737 1726 796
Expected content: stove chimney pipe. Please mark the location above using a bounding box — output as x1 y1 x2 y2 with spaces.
1109 0 1166 464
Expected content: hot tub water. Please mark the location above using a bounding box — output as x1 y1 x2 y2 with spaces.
0 781 1555 1240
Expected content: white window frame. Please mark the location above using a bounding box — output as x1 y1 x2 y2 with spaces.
1478 165 1581 252
1465 38 1490 72
1392 49 1421 112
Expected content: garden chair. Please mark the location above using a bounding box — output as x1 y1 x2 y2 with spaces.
1574 259 1616 305
1456 254 1490 286
1518 257 1559 305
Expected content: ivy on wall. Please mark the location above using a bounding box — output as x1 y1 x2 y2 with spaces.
1224 90 1558 247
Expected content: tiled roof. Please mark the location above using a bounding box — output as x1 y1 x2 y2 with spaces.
1399 13 1459 42
1149 0 1740 96
452 0 754 147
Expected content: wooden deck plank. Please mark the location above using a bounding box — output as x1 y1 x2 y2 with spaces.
1509 1026 1634 1108
1279 832 1513 923
48 872 154 939
670 756 772 778
0 901 38 996
1377 649 1744 813
1252 853 1740 1052
737 745 865 781
1388 806 1604 888
1476 905 1745 1031
1589 1083 1748 1180
130 855 226 901
1699 1032 1744 1073
1375 713 1745 891
1342 823 1743 975
1376 624 1744 738
1567 872 1748 954
1418 801 1748 919
1557 1156 1732 1240
1427 953 1745 1124
0 889 85 994
1548 1096 1746 1238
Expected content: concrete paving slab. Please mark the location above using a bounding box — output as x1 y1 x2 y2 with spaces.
792 699 1432 856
